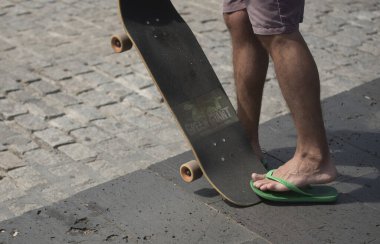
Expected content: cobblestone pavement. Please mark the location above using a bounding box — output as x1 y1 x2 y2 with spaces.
0 0 379 221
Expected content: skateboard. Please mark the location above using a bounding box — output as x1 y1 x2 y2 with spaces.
111 0 266 206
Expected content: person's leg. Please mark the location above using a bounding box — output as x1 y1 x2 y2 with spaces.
252 32 337 191
223 10 269 158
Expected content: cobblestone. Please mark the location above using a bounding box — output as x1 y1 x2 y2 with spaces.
77 90 117 108
27 80 60 96
14 113 48 132
0 151 25 171
0 99 28 120
7 90 38 104
49 115 83 132
58 143 97 162
7 166 48 191
70 126 114 145
8 141 39 155
26 99 64 119
65 104 106 123
0 0 378 221
44 92 81 108
33 128 74 148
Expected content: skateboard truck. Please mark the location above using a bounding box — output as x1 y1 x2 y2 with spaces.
180 160 203 182
111 33 133 53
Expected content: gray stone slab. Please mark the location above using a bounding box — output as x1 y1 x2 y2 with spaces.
0 170 268 244
58 143 97 162
33 128 74 148
0 151 25 171
209 191 380 244
0 99 28 120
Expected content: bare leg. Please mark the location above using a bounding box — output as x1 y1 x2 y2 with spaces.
224 10 269 159
252 32 337 191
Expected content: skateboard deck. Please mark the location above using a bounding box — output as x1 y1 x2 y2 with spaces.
113 0 266 206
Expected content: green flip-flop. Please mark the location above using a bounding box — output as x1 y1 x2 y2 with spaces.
250 170 338 203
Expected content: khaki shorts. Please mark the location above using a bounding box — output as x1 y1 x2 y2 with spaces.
223 0 305 35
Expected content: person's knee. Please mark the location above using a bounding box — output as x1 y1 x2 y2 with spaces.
223 10 249 32
257 31 302 53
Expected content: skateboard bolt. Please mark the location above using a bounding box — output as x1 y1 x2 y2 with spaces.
221 157 225 161
213 142 217 146
222 138 226 142
146 21 150 24
156 18 160 22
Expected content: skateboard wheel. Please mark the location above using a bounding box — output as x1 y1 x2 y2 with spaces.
180 160 202 183
111 33 133 53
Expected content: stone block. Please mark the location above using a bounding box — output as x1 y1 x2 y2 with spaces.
65 104 105 124
33 128 74 148
49 115 83 132
78 90 117 108
14 113 47 132
0 151 25 171
58 143 97 162
28 80 60 96
70 126 113 145
0 99 28 120
26 99 64 119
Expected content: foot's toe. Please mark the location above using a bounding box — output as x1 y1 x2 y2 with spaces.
266 182 288 192
253 179 267 189
251 173 265 181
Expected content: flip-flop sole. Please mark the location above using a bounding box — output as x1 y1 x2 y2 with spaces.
250 180 338 203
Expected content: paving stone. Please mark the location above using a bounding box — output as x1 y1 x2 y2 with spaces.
0 151 25 171
70 126 113 145
94 62 133 78
91 118 134 135
119 113 165 130
7 166 48 191
86 159 125 179
8 141 39 155
65 104 105 123
57 59 93 75
0 99 28 120
40 65 72 81
23 149 72 167
14 113 47 132
326 27 367 47
123 93 161 110
49 115 83 132
0 122 21 144
0 177 26 203
116 73 152 90
77 90 117 108
58 143 97 162
2 133 31 149
0 79 21 93
96 82 134 101
7 90 38 104
0 144 7 152
34 128 74 148
26 99 64 119
99 102 140 117
74 71 113 87
44 92 81 109
59 77 94 95
27 80 60 96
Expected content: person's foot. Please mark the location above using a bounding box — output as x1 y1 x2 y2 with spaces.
251 152 337 192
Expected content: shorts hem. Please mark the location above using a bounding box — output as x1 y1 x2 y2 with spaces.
223 6 246 14
252 24 299 35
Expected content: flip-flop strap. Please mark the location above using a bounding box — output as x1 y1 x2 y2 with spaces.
265 170 312 196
